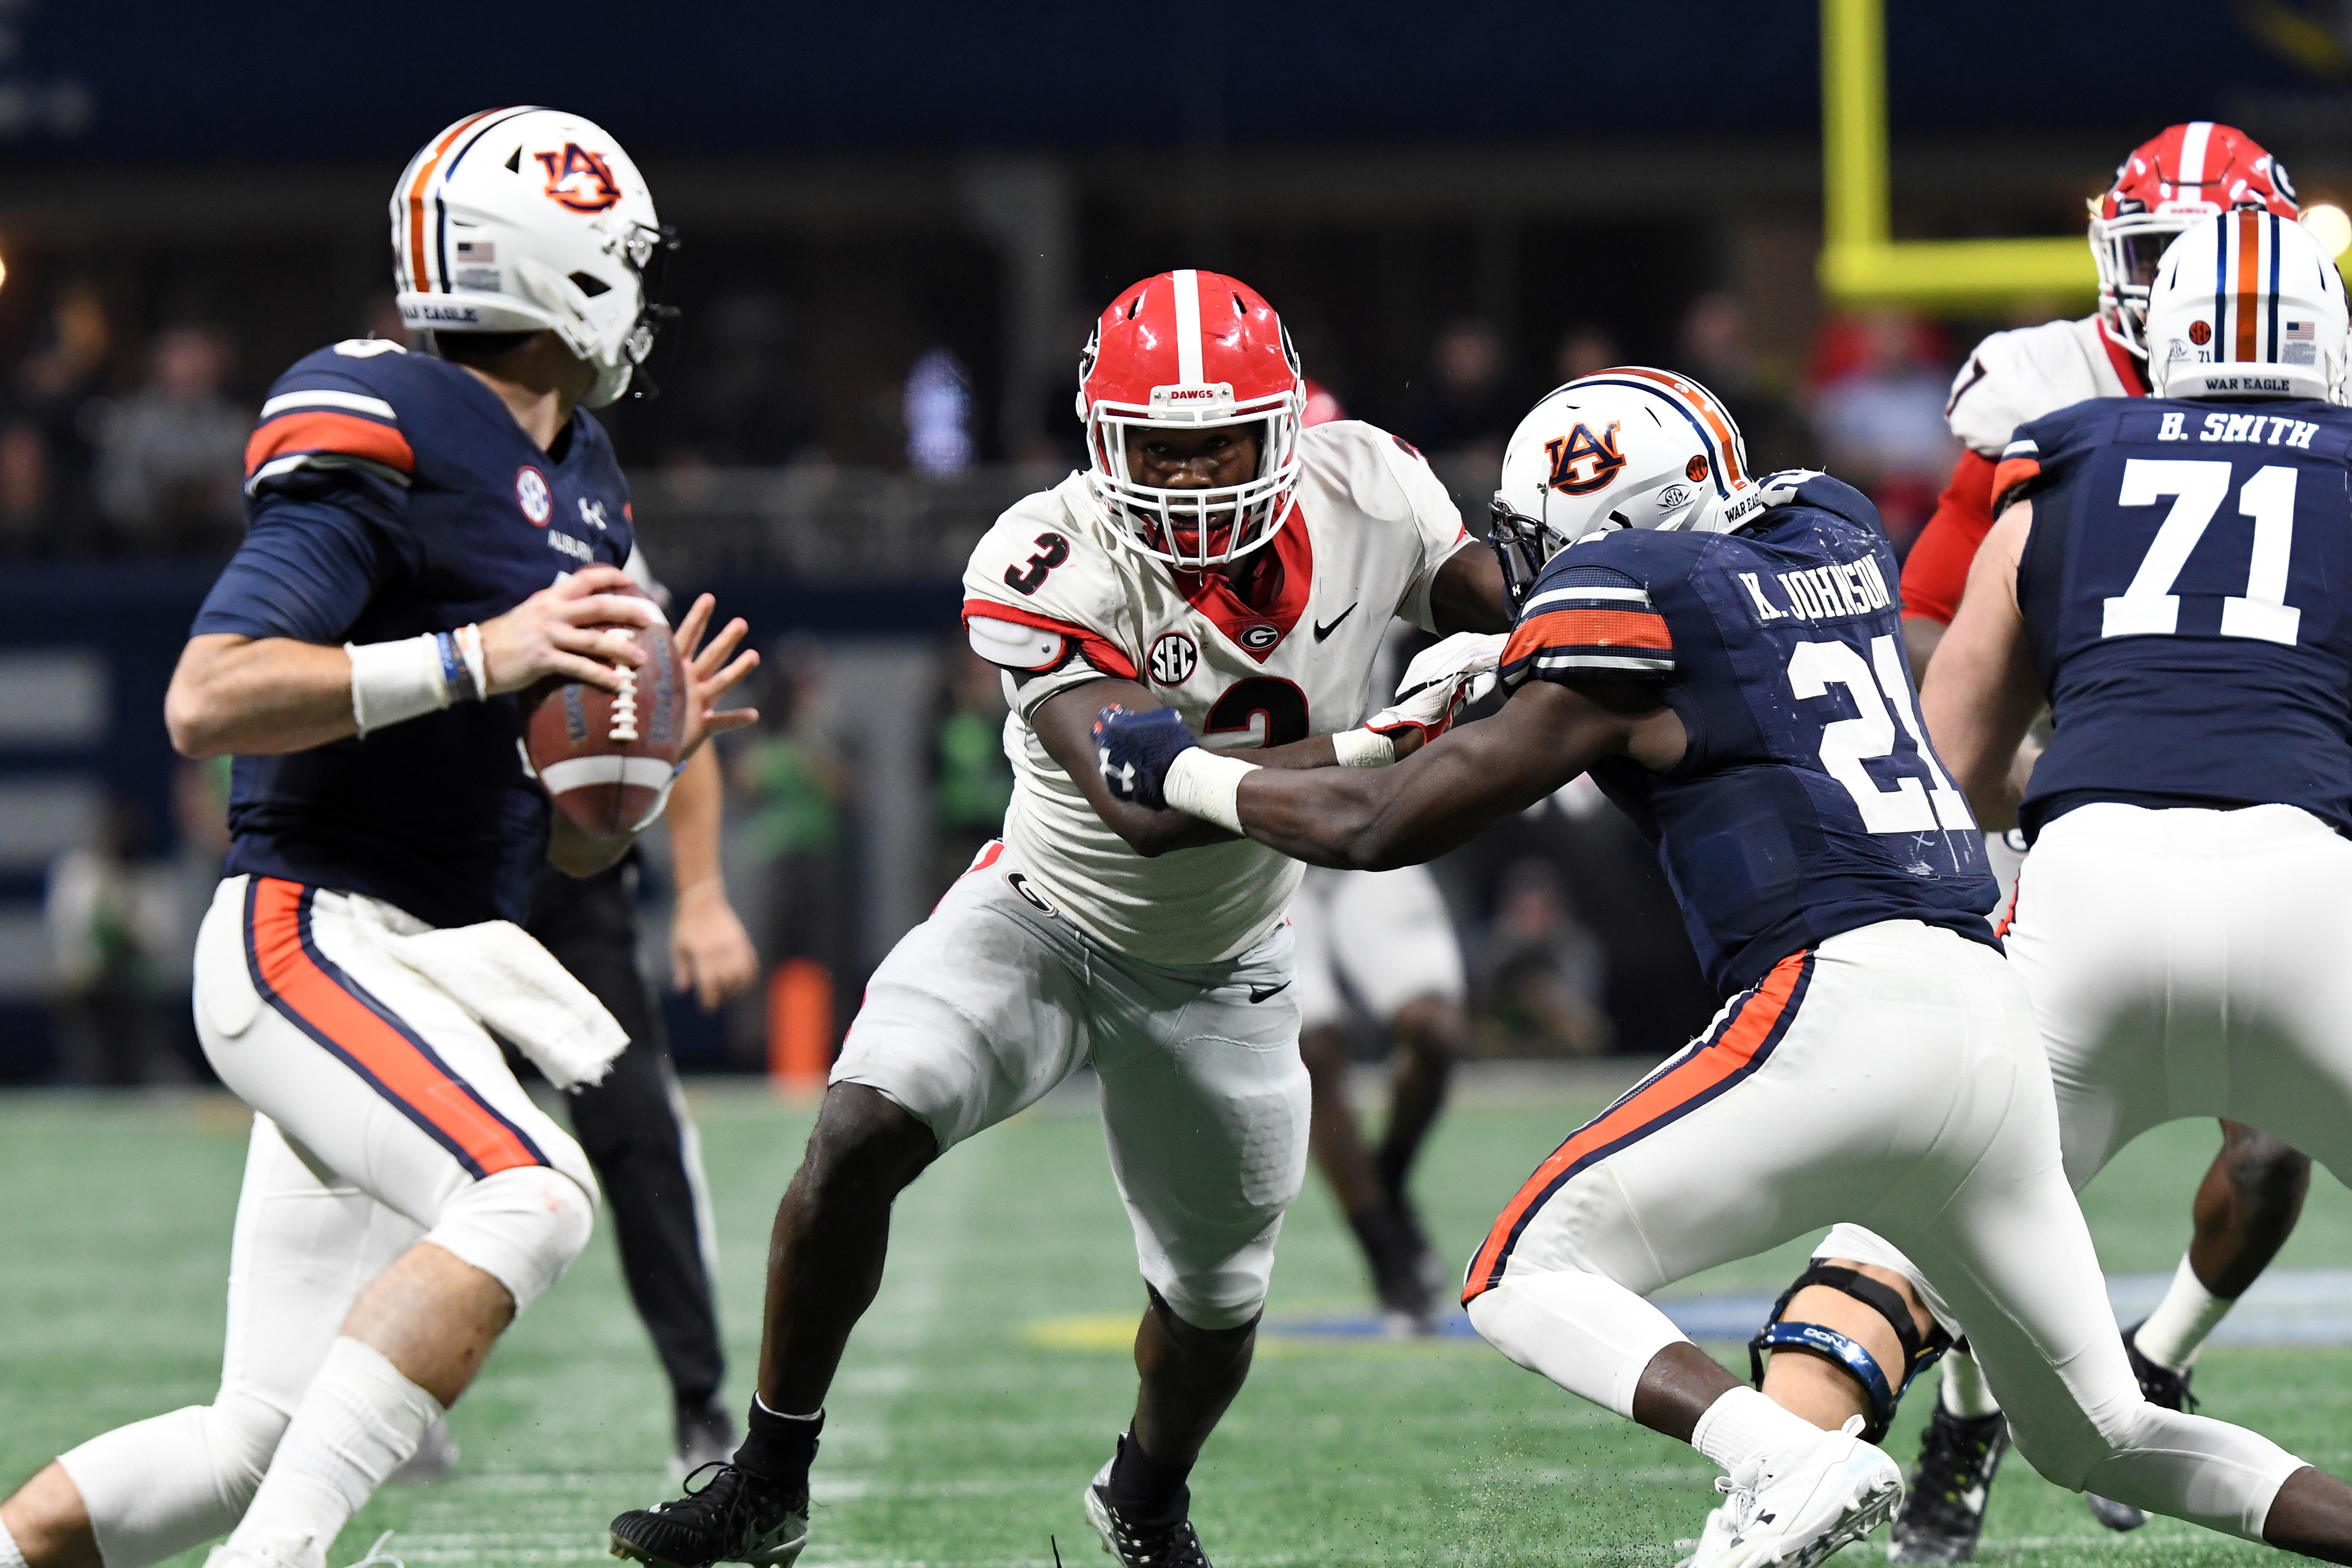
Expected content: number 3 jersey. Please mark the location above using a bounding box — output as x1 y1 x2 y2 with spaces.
962 420 1472 965
1501 472 1997 995
2003 396 2352 841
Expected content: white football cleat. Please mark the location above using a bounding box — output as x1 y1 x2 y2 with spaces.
202 1537 323 1568
1679 1416 1903 1568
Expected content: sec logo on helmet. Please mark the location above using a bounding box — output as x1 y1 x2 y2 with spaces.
534 143 623 213
1150 631 1199 686
1545 420 1627 494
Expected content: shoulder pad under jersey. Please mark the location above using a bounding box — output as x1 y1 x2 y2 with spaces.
243 339 446 494
1943 317 2127 457
961 482 1140 680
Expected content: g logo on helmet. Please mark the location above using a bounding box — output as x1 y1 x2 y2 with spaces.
1150 631 1199 686
533 144 623 213
2188 319 2213 346
516 466 553 526
1544 420 1627 495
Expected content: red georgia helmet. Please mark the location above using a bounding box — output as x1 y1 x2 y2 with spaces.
2090 122 2300 359
1076 269 1305 571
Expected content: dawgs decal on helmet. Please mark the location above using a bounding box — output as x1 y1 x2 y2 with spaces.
534 144 623 213
1545 420 1626 495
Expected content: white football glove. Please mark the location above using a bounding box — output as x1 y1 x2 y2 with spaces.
1362 631 1506 746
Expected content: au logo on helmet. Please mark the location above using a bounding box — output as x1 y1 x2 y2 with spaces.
1545 421 1626 495
534 143 623 213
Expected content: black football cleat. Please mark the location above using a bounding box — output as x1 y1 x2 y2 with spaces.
1085 1459 1213 1567
609 1463 808 1568
1348 1206 1445 1335
2085 1322 2198 1532
1887 1405 2009 1563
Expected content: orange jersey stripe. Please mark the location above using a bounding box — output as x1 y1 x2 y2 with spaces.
1504 608 1672 667
1462 951 1810 1303
245 410 417 478
246 878 541 1178
405 109 502 292
1989 456 2041 511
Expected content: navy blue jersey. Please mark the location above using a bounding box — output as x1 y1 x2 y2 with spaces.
192 339 635 928
1500 473 1997 994
2006 396 2352 840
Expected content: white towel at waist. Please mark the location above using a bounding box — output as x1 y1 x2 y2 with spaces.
349 900 627 1091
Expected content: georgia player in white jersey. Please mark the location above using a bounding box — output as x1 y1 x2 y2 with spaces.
605 268 1512 1568
1756 123 2318 1563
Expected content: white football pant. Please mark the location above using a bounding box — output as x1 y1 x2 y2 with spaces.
1465 919 2304 1543
55 876 597 1567
832 841 1309 1330
1289 863 1466 1032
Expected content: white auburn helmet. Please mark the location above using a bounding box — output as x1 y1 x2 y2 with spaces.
392 107 673 407
2145 209 2350 404
1489 367 1763 608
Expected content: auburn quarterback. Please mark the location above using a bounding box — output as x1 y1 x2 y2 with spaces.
0 108 754 1568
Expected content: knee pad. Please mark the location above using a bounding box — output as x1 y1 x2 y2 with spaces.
59 1392 286 1568
1748 1264 1953 1443
425 1166 596 1314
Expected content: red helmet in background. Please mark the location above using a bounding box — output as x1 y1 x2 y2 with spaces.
1077 269 1305 571
2091 122 2300 359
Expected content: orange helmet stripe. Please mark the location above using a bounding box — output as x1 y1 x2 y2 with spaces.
1595 365 1746 485
403 108 505 295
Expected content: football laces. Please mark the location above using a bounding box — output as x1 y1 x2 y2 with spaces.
609 663 641 744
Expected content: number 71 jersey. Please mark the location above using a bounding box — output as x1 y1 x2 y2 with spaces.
1501 471 1997 995
2004 396 2352 842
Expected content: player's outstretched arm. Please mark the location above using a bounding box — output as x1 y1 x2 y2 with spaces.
1919 503 2042 830
165 565 662 758
1234 678 1681 870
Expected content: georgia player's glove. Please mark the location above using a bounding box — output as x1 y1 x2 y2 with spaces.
1093 704 1197 810
1362 631 1506 747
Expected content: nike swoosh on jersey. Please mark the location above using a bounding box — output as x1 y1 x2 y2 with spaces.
1312 604 1358 641
1248 981 1291 1003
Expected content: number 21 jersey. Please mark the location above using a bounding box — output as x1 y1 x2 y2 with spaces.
1501 472 1996 995
2004 396 2352 840
961 420 1471 965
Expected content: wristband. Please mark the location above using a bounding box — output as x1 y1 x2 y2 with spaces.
347 634 449 736
453 623 488 701
1331 728 1397 768
1164 748 1259 834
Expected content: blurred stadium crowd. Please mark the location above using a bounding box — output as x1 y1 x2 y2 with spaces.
0 251 1997 1086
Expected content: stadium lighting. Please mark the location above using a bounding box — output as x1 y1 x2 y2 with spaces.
2303 203 2352 259
1818 0 2096 309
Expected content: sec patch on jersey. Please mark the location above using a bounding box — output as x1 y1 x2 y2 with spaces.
524 583 686 835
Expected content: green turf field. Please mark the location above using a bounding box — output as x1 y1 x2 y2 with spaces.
5 1071 2350 1567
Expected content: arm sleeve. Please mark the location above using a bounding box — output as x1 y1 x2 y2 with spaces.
191 472 409 644
1898 448 1999 627
1498 561 1675 690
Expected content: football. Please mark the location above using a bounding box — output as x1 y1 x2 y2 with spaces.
523 582 688 836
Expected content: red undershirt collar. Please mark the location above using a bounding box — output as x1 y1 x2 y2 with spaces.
1171 506 1314 664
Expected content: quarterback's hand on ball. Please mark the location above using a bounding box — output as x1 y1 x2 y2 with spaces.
1366 631 1506 748
479 565 660 696
672 592 760 760
1093 704 1197 810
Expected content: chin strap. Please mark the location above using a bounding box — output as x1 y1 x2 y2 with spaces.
1747 1264 1953 1443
